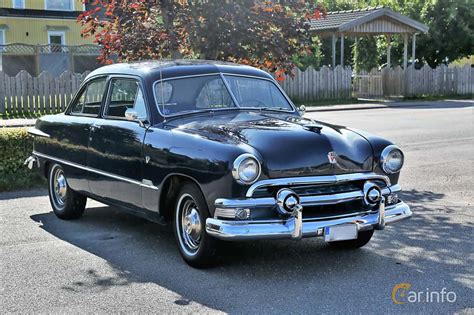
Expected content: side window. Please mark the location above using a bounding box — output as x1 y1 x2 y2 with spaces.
70 78 106 116
105 79 147 119
70 88 86 114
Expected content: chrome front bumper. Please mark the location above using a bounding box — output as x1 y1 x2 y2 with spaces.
206 201 411 241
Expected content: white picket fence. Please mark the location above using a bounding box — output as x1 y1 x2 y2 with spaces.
0 64 472 115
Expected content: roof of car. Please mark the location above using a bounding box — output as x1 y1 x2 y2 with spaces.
86 59 274 81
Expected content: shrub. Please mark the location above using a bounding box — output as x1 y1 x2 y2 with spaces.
0 127 45 191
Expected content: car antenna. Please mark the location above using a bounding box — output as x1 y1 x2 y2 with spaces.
160 67 166 123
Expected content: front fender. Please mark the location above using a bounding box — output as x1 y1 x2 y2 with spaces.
348 128 401 184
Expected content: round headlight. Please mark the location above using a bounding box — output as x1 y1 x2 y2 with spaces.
380 145 404 174
232 154 261 185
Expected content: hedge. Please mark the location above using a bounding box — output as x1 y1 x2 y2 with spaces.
0 127 45 192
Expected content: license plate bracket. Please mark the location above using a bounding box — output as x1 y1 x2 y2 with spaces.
324 224 358 242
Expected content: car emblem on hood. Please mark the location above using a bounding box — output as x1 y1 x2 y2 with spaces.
328 151 337 164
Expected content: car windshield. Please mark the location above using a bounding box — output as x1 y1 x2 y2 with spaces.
154 74 293 116
223 75 293 111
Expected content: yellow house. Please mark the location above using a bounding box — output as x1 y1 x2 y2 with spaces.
0 0 94 46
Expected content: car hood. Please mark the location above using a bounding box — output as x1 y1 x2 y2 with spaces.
165 110 374 177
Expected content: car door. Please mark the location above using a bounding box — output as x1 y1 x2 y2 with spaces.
87 76 149 209
47 77 106 193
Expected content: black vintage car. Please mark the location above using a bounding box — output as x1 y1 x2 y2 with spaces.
26 60 411 267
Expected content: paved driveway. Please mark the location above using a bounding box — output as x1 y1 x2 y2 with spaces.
1 100 473 313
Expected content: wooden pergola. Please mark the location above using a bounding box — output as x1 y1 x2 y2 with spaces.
309 7 429 69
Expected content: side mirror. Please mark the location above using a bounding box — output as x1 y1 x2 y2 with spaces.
298 105 306 116
125 108 148 128
125 109 138 121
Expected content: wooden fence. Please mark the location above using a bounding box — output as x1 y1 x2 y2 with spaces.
0 71 89 116
1 64 472 116
279 65 352 102
354 65 473 98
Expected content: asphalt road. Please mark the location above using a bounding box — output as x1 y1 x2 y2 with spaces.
1 100 473 313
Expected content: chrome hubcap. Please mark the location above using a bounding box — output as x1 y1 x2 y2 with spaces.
52 167 67 208
177 194 202 255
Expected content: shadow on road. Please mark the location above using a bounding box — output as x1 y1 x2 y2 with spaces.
29 188 473 312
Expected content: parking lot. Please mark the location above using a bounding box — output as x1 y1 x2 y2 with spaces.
1 100 473 313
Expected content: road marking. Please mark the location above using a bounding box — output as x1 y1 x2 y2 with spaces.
402 137 474 147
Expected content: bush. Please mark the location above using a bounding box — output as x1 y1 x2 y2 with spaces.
0 127 45 191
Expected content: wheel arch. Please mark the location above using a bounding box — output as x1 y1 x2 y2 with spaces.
158 173 206 222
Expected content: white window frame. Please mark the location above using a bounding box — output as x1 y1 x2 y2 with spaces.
45 0 75 11
0 30 5 45
48 31 66 45
12 0 25 9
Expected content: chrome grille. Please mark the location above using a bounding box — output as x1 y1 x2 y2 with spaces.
246 173 390 220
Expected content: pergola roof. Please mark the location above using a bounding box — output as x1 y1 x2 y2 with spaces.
309 7 429 35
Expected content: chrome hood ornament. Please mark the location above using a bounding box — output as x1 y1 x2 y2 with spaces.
328 151 338 164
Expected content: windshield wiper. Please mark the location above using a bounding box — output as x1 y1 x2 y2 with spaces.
258 107 291 112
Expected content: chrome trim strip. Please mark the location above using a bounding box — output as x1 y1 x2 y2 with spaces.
206 202 411 241
27 127 50 138
300 190 363 206
33 151 159 190
216 185 395 210
246 173 391 198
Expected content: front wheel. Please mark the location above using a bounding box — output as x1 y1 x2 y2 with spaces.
48 164 86 220
173 182 218 268
328 229 374 249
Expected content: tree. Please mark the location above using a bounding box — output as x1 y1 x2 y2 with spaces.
415 0 473 67
79 0 327 79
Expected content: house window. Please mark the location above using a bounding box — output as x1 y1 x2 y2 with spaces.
12 0 25 9
48 31 66 52
45 0 74 11
0 29 6 55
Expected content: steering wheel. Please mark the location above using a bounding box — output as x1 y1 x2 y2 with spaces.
239 99 266 108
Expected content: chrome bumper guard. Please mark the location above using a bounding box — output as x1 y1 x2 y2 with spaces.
206 201 411 241
24 155 40 170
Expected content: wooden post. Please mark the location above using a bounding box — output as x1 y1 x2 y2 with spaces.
340 34 344 66
403 33 408 69
332 34 337 68
386 34 391 68
412 33 416 65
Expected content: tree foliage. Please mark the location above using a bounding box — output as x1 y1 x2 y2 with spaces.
79 0 327 78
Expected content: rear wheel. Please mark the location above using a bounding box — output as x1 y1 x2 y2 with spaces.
328 229 374 249
48 164 86 220
173 182 218 268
